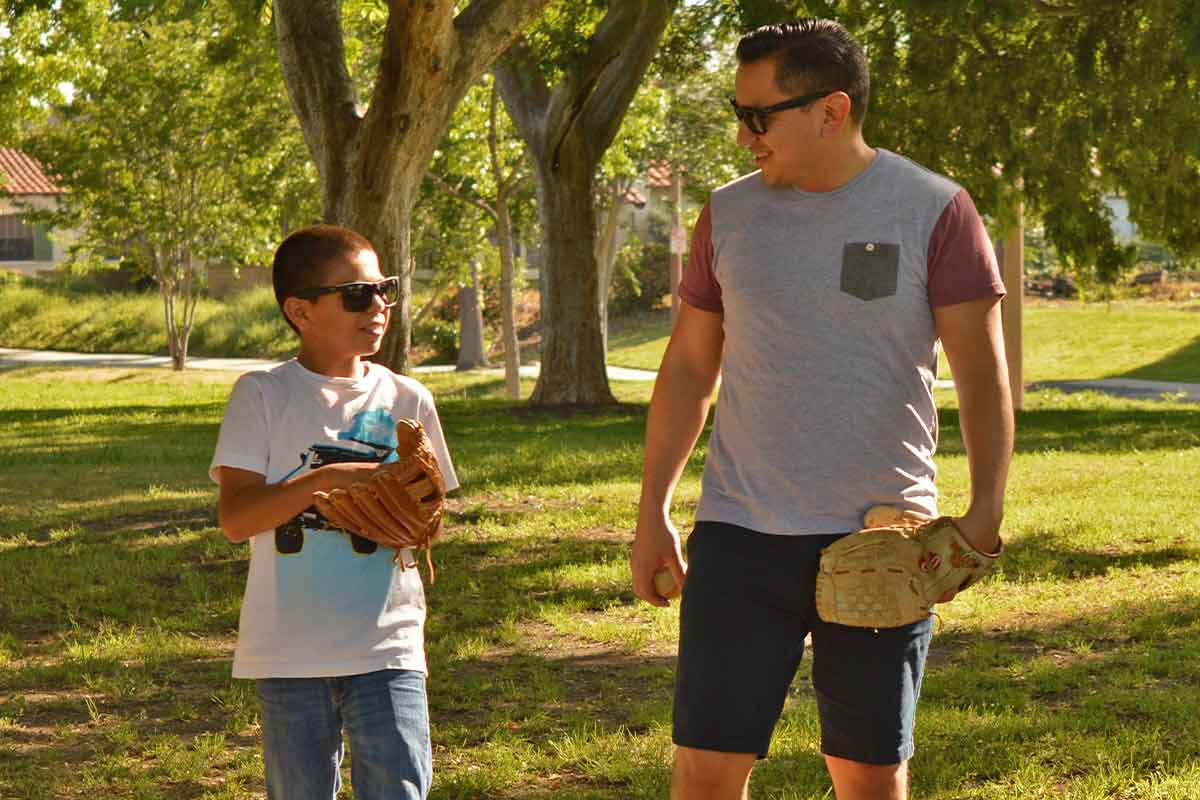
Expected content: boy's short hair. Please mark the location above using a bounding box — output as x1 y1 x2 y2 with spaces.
736 19 870 127
272 224 378 333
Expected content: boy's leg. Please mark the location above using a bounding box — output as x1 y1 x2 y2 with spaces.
340 668 432 800
672 522 824 798
256 678 344 800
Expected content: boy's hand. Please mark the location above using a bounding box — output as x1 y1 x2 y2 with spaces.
315 462 388 492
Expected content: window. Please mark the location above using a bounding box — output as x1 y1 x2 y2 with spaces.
0 214 35 260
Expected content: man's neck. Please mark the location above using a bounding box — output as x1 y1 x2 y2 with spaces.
790 136 877 193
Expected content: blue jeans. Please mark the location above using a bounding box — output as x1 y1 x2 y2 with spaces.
256 669 432 800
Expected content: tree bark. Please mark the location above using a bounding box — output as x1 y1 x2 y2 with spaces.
272 0 551 374
527 143 613 404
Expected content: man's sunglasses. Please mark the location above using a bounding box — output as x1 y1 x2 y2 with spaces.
729 90 836 135
293 277 401 312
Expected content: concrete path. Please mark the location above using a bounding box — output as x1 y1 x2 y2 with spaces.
0 347 659 382
1028 378 1200 403
3 347 1197 401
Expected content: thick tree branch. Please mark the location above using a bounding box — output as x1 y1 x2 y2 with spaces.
541 0 647 171
272 0 360 172
579 0 675 167
494 39 551 154
455 0 555 90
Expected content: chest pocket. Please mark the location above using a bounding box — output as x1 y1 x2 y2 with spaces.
841 242 900 301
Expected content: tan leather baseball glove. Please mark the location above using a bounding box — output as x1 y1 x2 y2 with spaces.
312 418 447 579
815 514 1002 629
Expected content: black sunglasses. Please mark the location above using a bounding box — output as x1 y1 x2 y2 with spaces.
729 90 836 135
293 277 400 312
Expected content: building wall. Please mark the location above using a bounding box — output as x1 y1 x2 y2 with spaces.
0 194 79 277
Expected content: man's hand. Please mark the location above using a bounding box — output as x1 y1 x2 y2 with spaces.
631 513 687 608
938 506 1003 603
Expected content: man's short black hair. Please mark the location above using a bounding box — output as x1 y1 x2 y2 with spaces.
272 224 378 333
736 19 870 126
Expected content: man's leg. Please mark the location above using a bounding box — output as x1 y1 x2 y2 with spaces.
824 755 907 800
672 523 822 799
810 611 934 800
672 746 756 800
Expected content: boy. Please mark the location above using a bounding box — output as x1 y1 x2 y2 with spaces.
210 224 458 800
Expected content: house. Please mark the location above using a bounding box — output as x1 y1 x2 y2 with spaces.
0 147 75 277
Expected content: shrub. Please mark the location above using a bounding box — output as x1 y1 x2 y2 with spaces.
609 235 672 316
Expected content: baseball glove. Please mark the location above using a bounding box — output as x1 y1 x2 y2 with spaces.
815 516 1002 629
312 418 447 579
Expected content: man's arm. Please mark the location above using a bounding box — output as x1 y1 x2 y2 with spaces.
933 295 1014 556
216 462 387 544
631 301 724 606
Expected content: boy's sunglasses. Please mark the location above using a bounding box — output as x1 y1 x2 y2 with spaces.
293 277 401 312
729 90 836 135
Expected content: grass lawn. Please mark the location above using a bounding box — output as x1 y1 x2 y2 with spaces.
2 307 1200 797
608 300 1200 385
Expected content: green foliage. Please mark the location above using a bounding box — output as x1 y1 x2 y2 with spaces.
609 233 672 315
10 1 316 367
820 0 1200 284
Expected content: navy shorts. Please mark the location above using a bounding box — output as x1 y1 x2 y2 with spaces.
672 520 934 764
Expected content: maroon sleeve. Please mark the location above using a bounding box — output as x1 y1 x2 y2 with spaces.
927 189 1007 307
678 202 723 312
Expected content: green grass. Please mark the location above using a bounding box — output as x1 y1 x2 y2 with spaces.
607 301 1200 384
1 307 1199 797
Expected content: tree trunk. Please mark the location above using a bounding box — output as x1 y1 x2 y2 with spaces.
457 259 489 370
529 147 615 405
594 180 627 354
354 191 415 374
494 0 673 405
496 192 522 400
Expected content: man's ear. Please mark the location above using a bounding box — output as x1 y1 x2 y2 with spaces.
283 296 311 331
822 91 854 136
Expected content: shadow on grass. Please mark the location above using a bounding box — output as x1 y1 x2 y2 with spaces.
938 404 1200 456
911 594 1200 791
1000 532 1200 581
1117 334 1200 384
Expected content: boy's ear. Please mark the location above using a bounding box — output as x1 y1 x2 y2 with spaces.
283 296 312 331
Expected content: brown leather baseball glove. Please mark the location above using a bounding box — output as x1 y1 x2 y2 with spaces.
815 515 1002 629
312 418 447 579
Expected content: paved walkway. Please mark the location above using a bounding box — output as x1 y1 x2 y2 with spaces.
0 347 659 382
2 347 1197 402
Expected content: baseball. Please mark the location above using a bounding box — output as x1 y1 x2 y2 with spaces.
653 567 681 600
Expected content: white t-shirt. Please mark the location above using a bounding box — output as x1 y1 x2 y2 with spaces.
209 359 459 679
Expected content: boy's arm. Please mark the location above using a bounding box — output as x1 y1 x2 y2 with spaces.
216 462 386 543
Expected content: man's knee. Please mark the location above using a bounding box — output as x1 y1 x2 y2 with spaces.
824 754 907 800
672 746 756 799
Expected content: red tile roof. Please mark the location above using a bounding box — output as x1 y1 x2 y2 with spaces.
0 148 63 196
646 163 673 188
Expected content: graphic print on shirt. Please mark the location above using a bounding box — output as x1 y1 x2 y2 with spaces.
275 409 401 556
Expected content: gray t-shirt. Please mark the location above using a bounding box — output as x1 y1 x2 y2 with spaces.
679 148 1005 536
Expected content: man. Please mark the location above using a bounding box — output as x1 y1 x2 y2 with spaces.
630 19 1013 800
